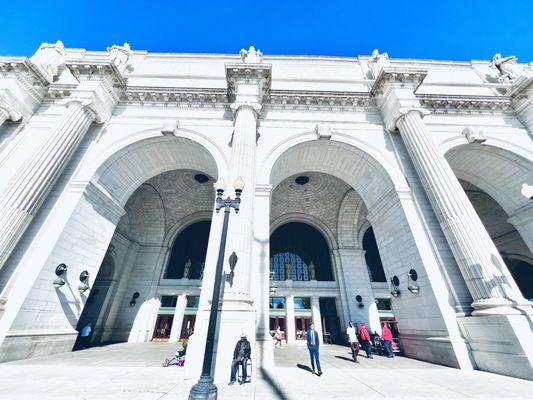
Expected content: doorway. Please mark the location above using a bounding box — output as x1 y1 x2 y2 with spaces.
152 315 173 340
319 297 342 344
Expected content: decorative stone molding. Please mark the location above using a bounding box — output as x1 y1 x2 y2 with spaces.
106 43 132 74
462 127 486 144
161 119 179 136
417 94 513 114
225 62 272 105
0 57 50 104
121 86 228 107
83 181 126 224
267 90 375 111
371 67 428 97
0 92 23 122
315 123 332 140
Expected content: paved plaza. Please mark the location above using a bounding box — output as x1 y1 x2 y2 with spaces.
0 343 532 400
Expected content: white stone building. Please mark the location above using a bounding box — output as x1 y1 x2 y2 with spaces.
0 42 532 382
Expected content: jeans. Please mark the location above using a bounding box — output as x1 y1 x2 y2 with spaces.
230 358 248 383
350 342 360 361
383 340 394 357
308 346 321 372
362 340 372 357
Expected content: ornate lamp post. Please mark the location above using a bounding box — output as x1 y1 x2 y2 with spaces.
189 177 245 400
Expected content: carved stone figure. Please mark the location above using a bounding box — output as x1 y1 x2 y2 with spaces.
462 127 486 144
107 43 132 73
239 45 263 63
309 261 316 280
285 262 292 280
29 40 66 83
183 258 192 279
315 123 332 140
491 53 530 82
368 48 390 79
199 262 205 280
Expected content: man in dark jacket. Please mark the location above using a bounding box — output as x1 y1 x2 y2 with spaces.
306 323 322 376
229 333 251 385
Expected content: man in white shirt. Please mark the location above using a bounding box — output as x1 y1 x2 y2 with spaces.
346 321 359 363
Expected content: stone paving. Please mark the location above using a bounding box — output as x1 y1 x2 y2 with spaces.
0 342 532 399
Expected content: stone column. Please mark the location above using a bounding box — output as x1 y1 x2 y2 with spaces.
286 295 296 344
169 293 188 343
337 248 381 332
397 110 529 313
0 100 95 269
310 296 323 345
373 68 530 315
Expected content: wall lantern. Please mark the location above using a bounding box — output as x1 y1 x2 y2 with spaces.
408 269 420 293
356 294 364 308
53 264 68 288
130 292 140 307
78 271 90 293
390 275 401 297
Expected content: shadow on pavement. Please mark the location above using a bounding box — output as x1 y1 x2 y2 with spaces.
296 363 313 373
334 355 356 363
259 367 290 400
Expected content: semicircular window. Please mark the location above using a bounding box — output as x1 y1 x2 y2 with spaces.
165 220 211 279
270 222 333 281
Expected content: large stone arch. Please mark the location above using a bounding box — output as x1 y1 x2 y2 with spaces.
0 133 222 361
445 143 533 255
264 139 472 368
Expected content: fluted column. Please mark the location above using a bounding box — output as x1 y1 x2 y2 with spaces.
286 295 296 343
222 104 260 301
396 110 530 314
0 100 95 268
310 296 323 345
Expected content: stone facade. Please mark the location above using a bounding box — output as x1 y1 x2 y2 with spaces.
0 43 532 382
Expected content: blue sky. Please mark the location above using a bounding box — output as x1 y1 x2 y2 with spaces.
1 0 532 61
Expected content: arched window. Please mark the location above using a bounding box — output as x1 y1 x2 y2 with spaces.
270 222 334 281
363 227 386 282
165 221 211 279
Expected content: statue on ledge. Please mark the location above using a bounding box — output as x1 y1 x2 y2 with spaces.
285 262 292 280
368 48 390 79
239 45 263 63
491 53 531 83
309 261 316 280
183 258 192 279
107 42 132 73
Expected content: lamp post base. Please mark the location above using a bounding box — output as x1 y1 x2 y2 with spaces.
188 375 218 400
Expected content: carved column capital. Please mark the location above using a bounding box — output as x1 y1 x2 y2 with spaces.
371 67 429 132
225 63 271 109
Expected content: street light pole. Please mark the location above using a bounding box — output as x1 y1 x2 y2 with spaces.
189 177 245 400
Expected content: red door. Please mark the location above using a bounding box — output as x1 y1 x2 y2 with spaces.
180 315 196 339
153 315 173 340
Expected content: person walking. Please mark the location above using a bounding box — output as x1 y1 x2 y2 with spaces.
381 323 395 358
346 321 359 363
274 326 283 348
228 333 251 385
359 322 373 359
306 323 322 376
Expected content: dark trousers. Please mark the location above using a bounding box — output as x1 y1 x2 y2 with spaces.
350 342 360 361
308 346 321 372
383 340 394 357
230 358 248 383
362 340 372 357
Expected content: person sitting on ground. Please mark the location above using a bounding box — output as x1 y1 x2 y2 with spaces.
229 333 251 385
359 322 373 359
162 341 187 367
381 323 395 358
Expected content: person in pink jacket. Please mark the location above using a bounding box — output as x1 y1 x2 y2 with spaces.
359 323 373 359
381 323 394 358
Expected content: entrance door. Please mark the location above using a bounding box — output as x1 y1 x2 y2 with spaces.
269 317 286 341
153 315 173 340
295 317 312 340
319 297 342 344
180 315 196 339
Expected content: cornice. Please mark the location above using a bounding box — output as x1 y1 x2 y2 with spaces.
225 63 272 103
66 60 127 88
120 86 228 108
266 90 377 112
371 67 428 97
417 94 514 114
0 57 49 102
